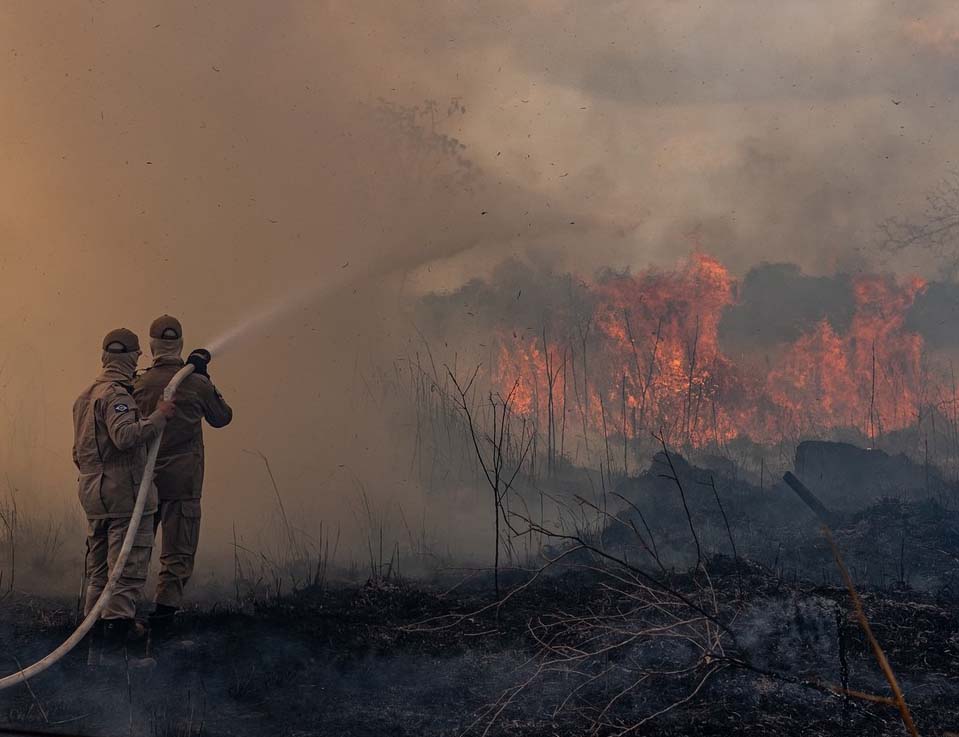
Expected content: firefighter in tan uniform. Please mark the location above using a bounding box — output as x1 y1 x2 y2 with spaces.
134 315 232 625
73 328 176 646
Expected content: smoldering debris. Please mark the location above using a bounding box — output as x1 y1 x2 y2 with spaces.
794 440 952 511
605 444 959 591
4 427 959 735
3 549 959 736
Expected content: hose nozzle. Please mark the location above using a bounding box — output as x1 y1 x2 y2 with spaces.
163 349 210 401
186 348 212 378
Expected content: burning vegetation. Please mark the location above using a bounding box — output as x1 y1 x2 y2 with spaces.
478 255 951 469
3 255 959 736
7 0 959 733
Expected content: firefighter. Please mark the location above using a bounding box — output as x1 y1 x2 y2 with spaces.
134 315 232 627
73 328 176 650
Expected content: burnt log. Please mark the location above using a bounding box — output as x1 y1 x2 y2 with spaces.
782 471 844 528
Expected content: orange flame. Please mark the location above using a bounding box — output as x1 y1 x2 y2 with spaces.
492 256 928 450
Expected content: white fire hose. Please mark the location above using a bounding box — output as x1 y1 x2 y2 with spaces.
0 363 195 690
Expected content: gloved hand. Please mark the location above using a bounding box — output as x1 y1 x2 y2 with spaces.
187 348 212 378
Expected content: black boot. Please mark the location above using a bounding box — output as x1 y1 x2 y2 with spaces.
150 603 179 620
86 619 106 668
98 618 154 668
149 604 178 632
150 604 180 628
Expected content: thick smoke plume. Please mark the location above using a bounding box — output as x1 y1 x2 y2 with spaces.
4 1 959 589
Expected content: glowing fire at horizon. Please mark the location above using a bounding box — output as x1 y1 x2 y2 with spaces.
492 255 932 453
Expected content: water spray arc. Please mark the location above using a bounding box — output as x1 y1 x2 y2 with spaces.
204 268 352 356
0 363 196 690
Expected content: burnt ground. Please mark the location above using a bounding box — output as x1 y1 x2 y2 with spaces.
3 443 959 736
0 562 958 737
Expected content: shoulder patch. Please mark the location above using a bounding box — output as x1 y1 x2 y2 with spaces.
114 403 130 413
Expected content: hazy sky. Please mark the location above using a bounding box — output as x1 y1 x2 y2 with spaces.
2 1 958 557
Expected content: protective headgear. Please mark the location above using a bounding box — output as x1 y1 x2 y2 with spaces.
186 348 211 378
102 328 140 354
150 337 184 362
100 328 141 379
150 315 183 341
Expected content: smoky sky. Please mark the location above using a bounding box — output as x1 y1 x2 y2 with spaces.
4 1 959 573
418 259 959 357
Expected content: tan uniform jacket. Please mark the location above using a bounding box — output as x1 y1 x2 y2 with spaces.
133 357 232 500
73 368 167 519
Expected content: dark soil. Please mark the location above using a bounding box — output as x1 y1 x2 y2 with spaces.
2 444 957 736
1 563 957 737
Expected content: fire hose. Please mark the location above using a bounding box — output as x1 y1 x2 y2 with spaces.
0 363 196 690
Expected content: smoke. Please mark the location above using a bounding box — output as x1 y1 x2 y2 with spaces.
0 0 577 577
5 1 959 589
905 281 959 350
722 264 959 356
718 264 856 356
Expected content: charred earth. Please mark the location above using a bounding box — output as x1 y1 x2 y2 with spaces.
1 440 958 736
